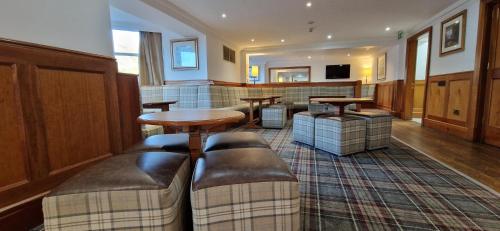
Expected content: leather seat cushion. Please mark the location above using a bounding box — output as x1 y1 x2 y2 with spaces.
49 152 189 195
203 132 270 152
125 134 190 154
192 148 297 191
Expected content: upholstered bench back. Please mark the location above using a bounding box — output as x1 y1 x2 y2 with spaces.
139 84 375 110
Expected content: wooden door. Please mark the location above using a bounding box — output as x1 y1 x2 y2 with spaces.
483 3 500 147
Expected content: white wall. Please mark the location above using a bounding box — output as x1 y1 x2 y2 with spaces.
373 39 407 83
206 36 241 82
0 0 113 56
110 0 208 80
426 0 479 76
250 54 375 83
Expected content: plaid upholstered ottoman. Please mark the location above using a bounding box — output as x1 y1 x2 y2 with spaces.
314 116 366 156
191 148 300 231
43 152 190 231
293 111 333 146
262 104 287 128
346 110 392 150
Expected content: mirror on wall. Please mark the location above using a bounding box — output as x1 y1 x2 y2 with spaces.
269 66 311 83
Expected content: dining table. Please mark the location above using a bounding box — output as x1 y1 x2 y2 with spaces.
310 97 374 116
137 109 245 165
240 96 281 128
142 100 178 112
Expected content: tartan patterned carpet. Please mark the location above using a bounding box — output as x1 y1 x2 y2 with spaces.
232 122 500 231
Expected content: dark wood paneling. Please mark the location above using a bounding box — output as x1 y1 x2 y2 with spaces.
375 80 404 117
0 38 121 228
0 63 30 193
117 73 142 150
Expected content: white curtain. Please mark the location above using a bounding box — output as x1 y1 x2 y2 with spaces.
139 31 164 86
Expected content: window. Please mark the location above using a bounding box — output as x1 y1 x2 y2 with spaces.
112 30 140 74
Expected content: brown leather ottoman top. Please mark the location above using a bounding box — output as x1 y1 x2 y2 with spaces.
203 132 270 152
192 148 297 191
124 134 190 154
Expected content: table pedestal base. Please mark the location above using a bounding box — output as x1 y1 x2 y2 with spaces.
183 126 201 166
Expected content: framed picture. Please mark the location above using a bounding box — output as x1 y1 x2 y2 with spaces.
440 10 467 56
170 38 199 70
377 53 386 81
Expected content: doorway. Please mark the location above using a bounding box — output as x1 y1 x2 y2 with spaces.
404 27 432 123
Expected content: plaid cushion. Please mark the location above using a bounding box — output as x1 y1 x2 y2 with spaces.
163 86 180 109
43 154 190 231
314 116 366 155
191 181 300 231
140 86 163 104
178 86 198 108
292 112 316 146
261 87 274 97
349 114 392 150
237 87 249 104
262 105 287 128
227 87 238 106
198 86 220 108
142 125 164 138
362 84 376 98
319 86 355 97
248 88 262 97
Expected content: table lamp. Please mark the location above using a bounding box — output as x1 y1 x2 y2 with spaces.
250 65 259 84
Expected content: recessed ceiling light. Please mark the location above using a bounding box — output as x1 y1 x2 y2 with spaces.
281 39 285 43
307 56 312 59
221 13 227 18
327 34 333 39
385 27 391 31
347 53 351 57
251 38 255 42
306 2 312 7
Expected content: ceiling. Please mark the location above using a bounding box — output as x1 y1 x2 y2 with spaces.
165 0 458 48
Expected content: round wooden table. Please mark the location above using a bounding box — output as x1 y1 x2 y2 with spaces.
310 97 374 116
137 109 245 164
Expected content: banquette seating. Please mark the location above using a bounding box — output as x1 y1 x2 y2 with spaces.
140 84 376 112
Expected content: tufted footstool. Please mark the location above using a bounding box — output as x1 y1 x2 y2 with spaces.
262 104 287 128
314 116 366 156
43 152 190 231
346 110 392 150
191 148 300 231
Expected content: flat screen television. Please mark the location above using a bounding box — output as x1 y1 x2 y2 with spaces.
325 64 350 79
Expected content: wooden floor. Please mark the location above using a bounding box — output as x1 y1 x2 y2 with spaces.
392 119 500 193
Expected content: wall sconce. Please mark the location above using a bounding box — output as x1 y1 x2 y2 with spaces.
362 67 372 84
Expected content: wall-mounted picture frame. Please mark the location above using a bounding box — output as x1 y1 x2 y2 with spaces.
440 10 467 56
170 38 199 70
377 53 387 81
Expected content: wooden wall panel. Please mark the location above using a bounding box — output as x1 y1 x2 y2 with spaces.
375 80 404 117
487 79 500 128
117 73 142 150
423 71 474 140
446 79 470 124
426 81 447 119
412 80 426 117
0 38 121 229
0 64 30 192
36 68 111 174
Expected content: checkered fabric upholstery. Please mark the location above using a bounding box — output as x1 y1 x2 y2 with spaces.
347 111 392 150
362 84 376 98
292 111 331 146
198 85 224 109
43 153 190 231
262 105 287 128
164 86 180 109
142 125 164 138
140 86 164 103
191 181 300 231
178 86 198 108
314 116 366 156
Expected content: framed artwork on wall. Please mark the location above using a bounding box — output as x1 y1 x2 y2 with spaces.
377 53 387 81
170 38 199 70
440 10 467 56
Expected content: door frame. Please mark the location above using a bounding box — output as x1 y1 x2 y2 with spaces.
476 0 499 143
403 27 433 121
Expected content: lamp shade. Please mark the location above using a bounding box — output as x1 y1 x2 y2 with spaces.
250 65 259 77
